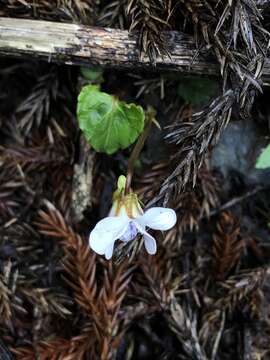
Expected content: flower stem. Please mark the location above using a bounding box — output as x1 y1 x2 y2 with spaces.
125 107 156 194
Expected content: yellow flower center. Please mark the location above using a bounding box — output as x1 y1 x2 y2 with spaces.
110 192 143 218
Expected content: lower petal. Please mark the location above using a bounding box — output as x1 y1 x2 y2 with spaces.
143 233 157 255
120 222 138 242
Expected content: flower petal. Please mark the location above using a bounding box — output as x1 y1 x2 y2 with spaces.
132 218 146 233
132 220 157 255
119 222 138 242
143 233 157 255
141 207 177 231
89 216 129 256
105 242 115 260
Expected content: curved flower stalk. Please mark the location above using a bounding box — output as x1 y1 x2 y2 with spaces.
89 176 177 259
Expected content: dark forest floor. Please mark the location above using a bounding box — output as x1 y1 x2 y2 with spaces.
1 1 270 360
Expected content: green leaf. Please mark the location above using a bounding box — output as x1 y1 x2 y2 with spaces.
177 76 219 107
77 85 145 154
256 143 270 169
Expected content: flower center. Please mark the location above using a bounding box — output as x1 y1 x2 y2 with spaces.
119 222 138 242
110 192 143 218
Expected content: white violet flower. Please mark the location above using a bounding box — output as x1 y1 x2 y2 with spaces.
89 176 177 259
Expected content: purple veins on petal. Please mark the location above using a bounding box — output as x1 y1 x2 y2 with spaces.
119 222 138 242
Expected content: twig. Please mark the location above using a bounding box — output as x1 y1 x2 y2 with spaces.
1 18 270 79
208 186 266 218
211 312 225 360
125 108 154 193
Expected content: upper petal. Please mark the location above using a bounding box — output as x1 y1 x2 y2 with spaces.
89 216 129 255
141 207 177 231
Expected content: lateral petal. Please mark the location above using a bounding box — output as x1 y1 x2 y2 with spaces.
89 216 129 255
141 207 177 231
105 242 115 260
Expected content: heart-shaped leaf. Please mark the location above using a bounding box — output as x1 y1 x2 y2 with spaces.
77 85 145 154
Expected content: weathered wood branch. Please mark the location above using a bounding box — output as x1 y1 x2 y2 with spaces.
0 17 270 80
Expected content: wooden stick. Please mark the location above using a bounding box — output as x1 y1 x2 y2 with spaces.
0 17 270 80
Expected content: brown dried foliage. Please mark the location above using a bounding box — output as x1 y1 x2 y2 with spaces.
137 161 220 249
140 250 179 309
213 211 244 279
162 90 234 202
126 0 172 63
0 2 270 359
31 203 134 359
163 0 269 200
0 0 97 25
98 0 129 29
216 267 269 313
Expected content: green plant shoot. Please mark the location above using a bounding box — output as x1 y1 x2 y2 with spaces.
80 66 104 83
